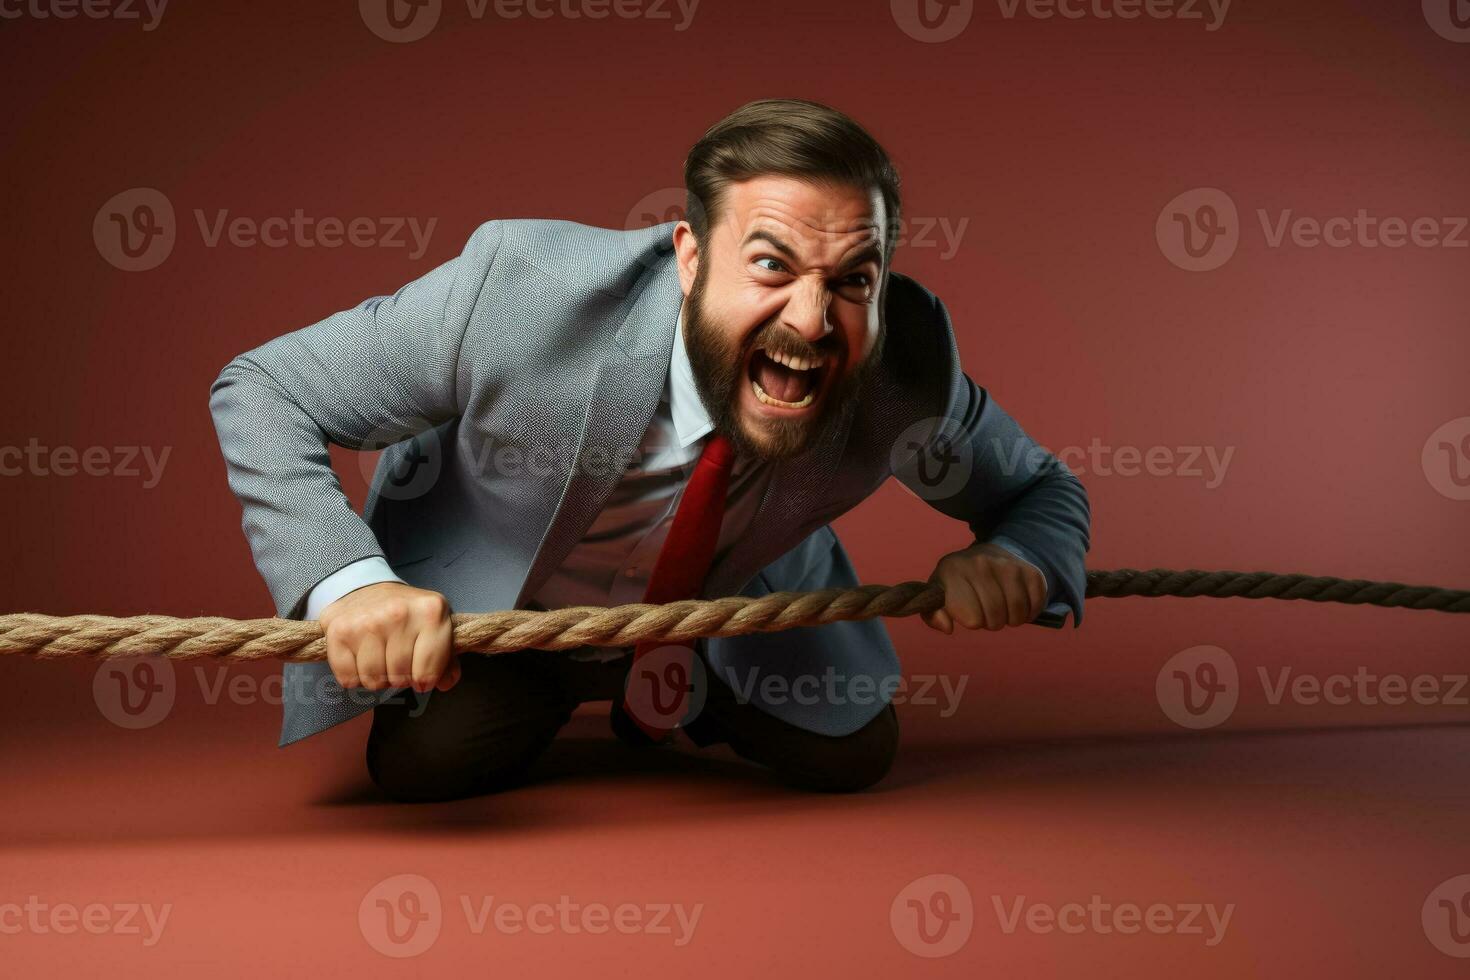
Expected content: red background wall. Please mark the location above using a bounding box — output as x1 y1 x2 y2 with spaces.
1 0 1466 747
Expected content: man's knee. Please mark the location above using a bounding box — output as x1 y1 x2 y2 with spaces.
366 704 569 802
365 654 572 803
729 703 900 794
794 704 899 792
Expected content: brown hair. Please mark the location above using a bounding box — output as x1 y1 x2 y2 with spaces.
684 99 903 264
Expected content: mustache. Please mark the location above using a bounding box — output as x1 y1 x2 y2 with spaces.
748 324 829 363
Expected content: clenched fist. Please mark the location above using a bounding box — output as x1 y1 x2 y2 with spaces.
921 541 1046 634
318 582 459 693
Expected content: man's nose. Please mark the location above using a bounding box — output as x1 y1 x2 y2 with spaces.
779 279 834 344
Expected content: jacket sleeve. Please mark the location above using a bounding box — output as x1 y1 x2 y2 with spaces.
894 292 1092 628
208 220 504 618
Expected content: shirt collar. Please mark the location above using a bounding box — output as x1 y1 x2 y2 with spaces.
667 302 715 449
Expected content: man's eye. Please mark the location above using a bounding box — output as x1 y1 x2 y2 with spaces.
753 257 788 274
836 273 874 301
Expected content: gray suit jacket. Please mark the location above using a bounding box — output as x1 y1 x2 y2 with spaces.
208 219 1090 746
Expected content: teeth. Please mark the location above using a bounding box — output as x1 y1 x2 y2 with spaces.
752 379 815 410
764 349 825 372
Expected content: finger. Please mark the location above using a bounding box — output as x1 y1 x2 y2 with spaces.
385 627 417 690
970 566 1008 632
412 615 454 693
921 569 944 631
434 657 462 692
942 570 986 631
324 624 361 690
356 633 388 691
1001 565 1030 627
922 607 954 634
1023 565 1046 621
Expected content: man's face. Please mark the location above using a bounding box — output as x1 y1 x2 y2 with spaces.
674 175 887 462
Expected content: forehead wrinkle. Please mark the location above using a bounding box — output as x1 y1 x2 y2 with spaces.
745 199 876 240
742 205 881 270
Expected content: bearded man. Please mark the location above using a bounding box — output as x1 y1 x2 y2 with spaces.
209 98 1090 802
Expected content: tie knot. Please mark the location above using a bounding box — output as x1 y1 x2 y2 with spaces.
701 432 734 471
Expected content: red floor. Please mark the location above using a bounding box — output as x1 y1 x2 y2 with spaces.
3 658 1467 978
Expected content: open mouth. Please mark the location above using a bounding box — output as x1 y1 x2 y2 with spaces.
746 346 828 411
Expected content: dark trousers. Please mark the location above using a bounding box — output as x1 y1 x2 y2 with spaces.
366 647 899 803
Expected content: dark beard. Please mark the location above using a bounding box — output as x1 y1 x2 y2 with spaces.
682 260 882 462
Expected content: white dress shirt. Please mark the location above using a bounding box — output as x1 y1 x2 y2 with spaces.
305 304 1048 631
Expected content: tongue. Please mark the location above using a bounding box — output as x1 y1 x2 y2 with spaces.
752 352 814 404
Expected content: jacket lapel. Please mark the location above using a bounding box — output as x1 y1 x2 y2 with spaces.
512 250 683 608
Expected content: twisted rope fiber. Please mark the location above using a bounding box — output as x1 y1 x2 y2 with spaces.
1 569 1466 663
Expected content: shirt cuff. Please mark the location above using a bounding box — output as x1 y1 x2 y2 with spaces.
304 557 404 621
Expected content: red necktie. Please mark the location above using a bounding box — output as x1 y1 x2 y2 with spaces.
622 431 736 741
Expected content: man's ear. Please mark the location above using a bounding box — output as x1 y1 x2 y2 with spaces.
672 221 699 295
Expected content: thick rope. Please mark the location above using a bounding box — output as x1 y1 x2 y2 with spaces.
0 569 1465 663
